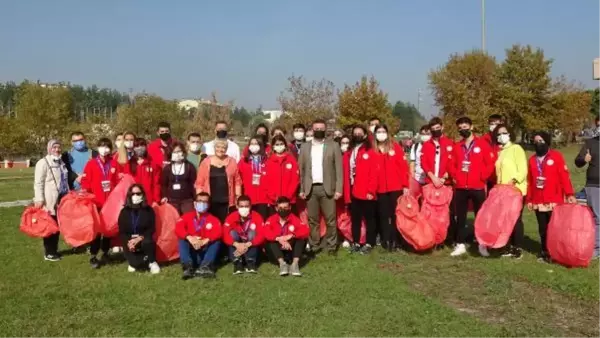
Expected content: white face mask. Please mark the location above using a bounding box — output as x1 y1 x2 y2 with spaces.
497 134 510 145
340 144 349 152
305 136 314 142
249 144 261 154
375 132 388 142
131 195 143 205
115 140 123 149
420 135 431 143
293 131 305 141
98 146 110 157
189 143 201 153
238 207 250 218
489 124 497 132
124 140 134 149
273 145 286 154
369 125 376 133
171 152 184 162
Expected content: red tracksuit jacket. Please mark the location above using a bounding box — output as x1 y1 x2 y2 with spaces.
242 144 272 159
420 135 454 184
147 138 177 169
482 132 501 184
449 137 495 190
238 157 269 205
264 152 300 205
175 211 223 242
375 142 409 193
222 211 265 246
343 146 379 204
526 150 575 204
124 158 162 204
263 213 310 241
81 156 121 208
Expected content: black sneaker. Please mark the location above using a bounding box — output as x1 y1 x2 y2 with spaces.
537 251 551 263
196 265 216 278
90 257 100 269
360 244 373 255
233 261 244 275
512 248 523 260
182 266 195 280
245 261 257 274
44 254 61 262
99 253 111 265
350 243 361 254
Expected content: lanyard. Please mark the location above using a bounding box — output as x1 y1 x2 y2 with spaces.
131 211 140 234
536 156 546 176
193 215 207 232
251 156 262 173
173 163 184 182
96 157 110 179
242 219 252 233
462 141 475 161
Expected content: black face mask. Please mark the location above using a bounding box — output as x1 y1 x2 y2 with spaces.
458 129 472 138
277 209 291 218
431 130 442 138
333 137 341 144
159 133 171 142
216 130 228 139
534 143 549 156
352 135 364 144
314 130 326 140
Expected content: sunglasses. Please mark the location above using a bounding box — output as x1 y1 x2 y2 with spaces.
131 192 143 196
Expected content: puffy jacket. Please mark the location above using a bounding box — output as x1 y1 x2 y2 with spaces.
343 146 379 203
420 135 454 184
375 142 409 193
263 213 309 241
449 137 495 190
80 156 121 208
222 211 265 246
125 158 162 204
264 152 300 205
175 211 222 242
526 149 574 204
238 157 269 205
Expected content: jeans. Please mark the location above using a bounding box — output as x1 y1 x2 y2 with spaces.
585 187 600 257
178 239 221 268
228 230 259 262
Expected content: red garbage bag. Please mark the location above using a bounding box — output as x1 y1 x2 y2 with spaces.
58 192 102 247
475 185 522 248
420 184 453 244
409 178 422 199
20 206 59 238
396 195 435 250
547 204 595 268
153 204 180 262
297 199 326 237
337 204 366 244
100 174 136 237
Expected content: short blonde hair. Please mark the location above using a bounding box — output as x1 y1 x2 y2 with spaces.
214 139 228 151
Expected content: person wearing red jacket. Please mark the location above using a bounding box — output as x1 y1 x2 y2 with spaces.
125 138 161 206
373 125 410 252
526 131 577 262
482 114 504 191
448 117 496 257
147 121 176 169
265 135 300 213
81 137 121 269
223 195 264 274
420 117 454 187
113 131 136 172
242 123 272 158
238 136 270 219
343 125 379 254
263 197 309 277
175 192 222 280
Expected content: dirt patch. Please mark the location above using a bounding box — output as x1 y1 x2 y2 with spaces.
379 262 600 337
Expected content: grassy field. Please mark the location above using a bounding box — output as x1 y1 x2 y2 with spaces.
0 146 598 337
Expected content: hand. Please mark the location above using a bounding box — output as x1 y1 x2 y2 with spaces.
34 201 43 209
118 173 125 179
199 238 210 247
299 192 306 200
432 177 443 188
334 192 342 200
187 236 201 250
402 188 410 196
585 150 592 163
567 196 577 204
151 202 158 208
527 203 533 211
366 193 374 200
280 240 292 251
75 175 83 183
160 197 168 204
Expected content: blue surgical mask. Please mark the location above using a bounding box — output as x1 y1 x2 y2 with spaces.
73 140 86 151
195 201 209 213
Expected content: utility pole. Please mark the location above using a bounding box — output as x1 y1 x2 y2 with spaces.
417 88 422 113
481 0 486 52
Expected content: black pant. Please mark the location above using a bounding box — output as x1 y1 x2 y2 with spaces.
122 237 157 268
509 197 525 248
210 202 230 224
90 235 111 256
43 232 60 256
452 189 486 244
377 191 402 246
535 210 553 254
266 239 306 262
169 199 194 216
254 203 271 221
350 197 377 246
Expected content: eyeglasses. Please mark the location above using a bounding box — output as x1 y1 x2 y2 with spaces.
131 192 143 196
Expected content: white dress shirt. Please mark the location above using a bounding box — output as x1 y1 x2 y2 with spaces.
310 140 325 184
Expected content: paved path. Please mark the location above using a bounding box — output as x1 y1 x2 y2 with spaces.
0 200 30 208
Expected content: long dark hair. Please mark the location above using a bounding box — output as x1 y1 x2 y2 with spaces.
129 138 148 175
492 123 513 145
373 124 393 153
350 125 371 150
244 136 266 163
125 184 149 208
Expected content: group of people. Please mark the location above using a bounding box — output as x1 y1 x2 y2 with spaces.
31 114 600 279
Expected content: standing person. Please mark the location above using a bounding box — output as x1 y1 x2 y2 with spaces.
202 120 241 162
175 192 222 279
339 135 351 154
373 125 410 251
272 126 287 138
242 123 271 157
186 132 204 170
290 123 306 157
448 117 495 257
305 129 314 143
575 116 600 258
195 139 242 223
482 114 504 191
263 197 310 277
223 195 264 274
368 117 381 135
34 139 69 261
126 138 161 206
333 130 343 144
420 117 453 188
485 124 528 259
527 131 576 262
62 131 96 191
238 136 270 220
117 184 160 274
148 122 175 168
161 142 196 215
409 125 431 185
114 131 136 172
81 138 121 269
114 133 124 153
298 119 343 254
265 135 300 215
343 125 378 254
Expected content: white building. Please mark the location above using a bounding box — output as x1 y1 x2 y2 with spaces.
177 98 225 111
263 110 284 123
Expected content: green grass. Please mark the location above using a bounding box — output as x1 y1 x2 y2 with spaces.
0 145 597 337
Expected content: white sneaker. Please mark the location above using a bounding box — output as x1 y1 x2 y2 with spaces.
342 240 350 248
305 243 311 251
478 244 490 257
149 262 161 274
450 243 467 257
127 265 136 273
112 246 123 254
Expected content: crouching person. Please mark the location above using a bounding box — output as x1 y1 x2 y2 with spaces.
264 197 309 277
223 195 264 274
117 184 160 274
175 192 222 280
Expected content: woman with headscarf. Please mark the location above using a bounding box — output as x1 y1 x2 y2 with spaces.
33 139 70 261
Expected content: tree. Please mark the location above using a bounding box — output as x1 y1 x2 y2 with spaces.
184 92 233 141
115 94 185 140
231 106 252 128
549 78 592 145
338 75 397 132
392 100 426 132
589 88 599 119
277 75 337 132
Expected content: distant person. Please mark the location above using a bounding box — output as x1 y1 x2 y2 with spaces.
238 136 270 219
62 131 96 191
290 123 306 157
186 132 204 169
161 142 196 215
117 184 160 274
202 120 241 162
148 122 175 168
34 139 70 261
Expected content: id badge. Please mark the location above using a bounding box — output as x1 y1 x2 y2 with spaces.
536 176 546 189
173 183 181 191
252 173 261 186
101 180 111 192
131 234 140 238
461 161 471 172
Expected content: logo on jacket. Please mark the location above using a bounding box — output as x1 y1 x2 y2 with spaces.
547 159 554 166
288 225 295 232
206 223 212 230
363 154 369 160
474 147 481 153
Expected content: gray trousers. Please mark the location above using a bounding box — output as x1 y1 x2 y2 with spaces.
585 187 600 257
307 185 337 250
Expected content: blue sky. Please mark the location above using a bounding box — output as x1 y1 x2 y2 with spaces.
0 0 598 116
